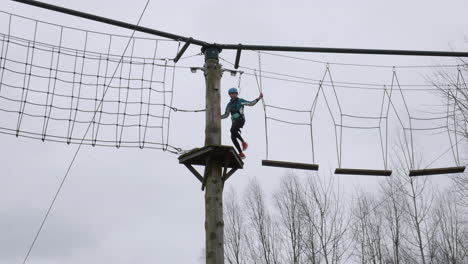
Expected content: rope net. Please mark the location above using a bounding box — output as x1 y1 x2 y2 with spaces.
0 10 181 152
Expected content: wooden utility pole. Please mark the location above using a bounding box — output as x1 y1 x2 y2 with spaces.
203 46 224 264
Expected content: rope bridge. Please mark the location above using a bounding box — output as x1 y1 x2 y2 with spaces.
223 52 467 176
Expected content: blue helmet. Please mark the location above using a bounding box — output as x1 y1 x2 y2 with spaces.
228 87 238 94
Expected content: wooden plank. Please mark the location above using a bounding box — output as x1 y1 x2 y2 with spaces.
178 146 213 165
409 166 465 177
262 160 319 171
335 168 392 176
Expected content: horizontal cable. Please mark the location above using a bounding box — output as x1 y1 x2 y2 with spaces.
259 51 462 69
266 116 310 126
265 104 310 113
336 124 381 129
342 114 386 119
403 126 448 131
219 57 465 91
1 33 170 62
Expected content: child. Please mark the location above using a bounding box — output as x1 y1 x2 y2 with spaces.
221 87 263 159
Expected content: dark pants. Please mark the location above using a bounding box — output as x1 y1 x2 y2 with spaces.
231 117 245 153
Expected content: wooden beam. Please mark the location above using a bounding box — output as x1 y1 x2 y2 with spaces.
262 160 319 171
183 164 203 183
335 168 392 176
201 157 212 191
223 168 238 182
409 166 465 177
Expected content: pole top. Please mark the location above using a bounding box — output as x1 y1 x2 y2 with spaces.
202 45 222 61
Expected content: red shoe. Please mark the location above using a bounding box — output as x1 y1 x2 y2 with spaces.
239 153 246 159
242 142 248 151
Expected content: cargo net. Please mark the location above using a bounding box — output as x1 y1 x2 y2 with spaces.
0 10 182 152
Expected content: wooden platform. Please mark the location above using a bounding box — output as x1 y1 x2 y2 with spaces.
335 168 392 176
409 166 465 177
179 145 243 168
179 145 244 190
262 160 319 171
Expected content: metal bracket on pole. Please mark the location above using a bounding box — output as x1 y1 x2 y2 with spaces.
234 44 242 69
174 38 192 63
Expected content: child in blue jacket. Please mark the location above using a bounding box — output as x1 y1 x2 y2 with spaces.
221 87 263 159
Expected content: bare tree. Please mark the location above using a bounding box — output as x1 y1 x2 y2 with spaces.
300 174 349 264
224 188 247 264
379 173 409 264
351 190 388 264
432 192 468 264
402 176 435 264
243 178 282 264
273 173 305 264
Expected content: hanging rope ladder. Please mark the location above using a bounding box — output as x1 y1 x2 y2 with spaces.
256 53 319 171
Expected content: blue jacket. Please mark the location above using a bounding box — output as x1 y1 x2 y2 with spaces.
221 97 260 121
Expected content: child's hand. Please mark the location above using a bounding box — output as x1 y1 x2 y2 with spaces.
258 92 263 100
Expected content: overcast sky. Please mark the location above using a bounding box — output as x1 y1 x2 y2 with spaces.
1 0 467 263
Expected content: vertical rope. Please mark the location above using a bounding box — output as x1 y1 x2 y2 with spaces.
17 21 39 136
394 69 414 168
142 40 159 148
255 52 268 159
138 57 146 149
92 53 103 146
94 35 113 146
237 71 243 94
383 79 397 170
71 31 89 144
446 87 458 166
116 55 124 147
452 69 463 165
378 85 389 169
325 65 344 168
165 59 176 151
16 39 32 136
455 68 468 164
0 14 12 95
318 65 341 167
42 27 63 141
309 84 321 164
40 43 55 139
0 34 5 92
160 58 169 150
163 41 179 151
118 38 135 147
67 50 79 144
44 26 64 142
384 83 413 171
